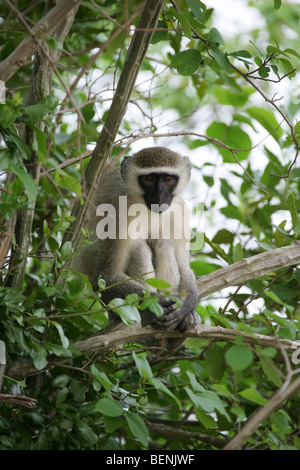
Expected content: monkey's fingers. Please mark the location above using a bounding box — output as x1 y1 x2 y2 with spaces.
177 311 200 332
152 309 183 330
159 298 176 309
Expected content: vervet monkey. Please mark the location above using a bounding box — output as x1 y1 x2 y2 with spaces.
73 147 200 349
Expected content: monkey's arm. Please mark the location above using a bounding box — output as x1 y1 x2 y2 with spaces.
92 238 155 302
152 245 200 332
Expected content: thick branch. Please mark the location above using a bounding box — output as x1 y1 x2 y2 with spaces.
6 323 300 379
75 324 300 355
5 0 79 287
0 0 82 82
224 374 300 450
197 244 300 299
5 243 300 378
62 0 164 255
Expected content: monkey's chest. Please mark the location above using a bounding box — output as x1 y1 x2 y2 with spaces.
151 240 181 292
126 240 180 293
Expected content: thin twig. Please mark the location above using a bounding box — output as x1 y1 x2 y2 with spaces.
169 0 299 178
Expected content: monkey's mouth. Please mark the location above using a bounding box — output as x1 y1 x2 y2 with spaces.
144 193 172 213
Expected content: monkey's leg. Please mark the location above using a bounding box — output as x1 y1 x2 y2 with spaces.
140 309 169 353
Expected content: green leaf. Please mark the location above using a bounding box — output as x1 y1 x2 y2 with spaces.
294 121 300 134
151 377 181 407
225 345 253 371
139 295 164 317
284 48 300 59
229 50 252 59
52 321 69 348
0 105 21 128
213 86 253 107
145 277 171 289
108 298 141 325
206 122 251 162
258 66 270 78
233 243 244 262
125 412 149 447
76 419 98 445
264 310 297 337
264 290 285 305
171 49 202 76
261 357 283 387
247 106 283 142
185 387 214 412
171 8 192 39
187 0 205 21
186 370 205 392
208 28 224 45
201 390 228 417
272 410 291 434
239 388 268 406
95 397 123 417
45 342 72 358
8 161 36 202
70 378 85 403
30 345 48 371
194 409 217 429
104 416 123 433
209 46 231 73
212 229 234 244
274 220 287 247
205 344 226 381
273 0 281 9
221 205 245 223
287 194 298 229
81 102 95 122
91 365 113 391
2 128 31 159
151 20 168 44
132 352 153 379
20 96 58 124
60 241 73 260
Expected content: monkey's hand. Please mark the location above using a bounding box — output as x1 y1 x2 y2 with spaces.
152 297 199 331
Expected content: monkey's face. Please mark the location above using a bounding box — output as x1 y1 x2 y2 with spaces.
138 173 179 213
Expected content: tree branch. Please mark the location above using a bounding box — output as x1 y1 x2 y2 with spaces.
169 0 299 179
0 0 82 82
196 244 300 299
4 0 79 288
146 423 226 448
61 0 164 256
224 374 300 450
6 319 300 379
0 394 37 408
5 243 300 378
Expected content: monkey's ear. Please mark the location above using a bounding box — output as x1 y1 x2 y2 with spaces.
120 156 130 181
183 156 192 179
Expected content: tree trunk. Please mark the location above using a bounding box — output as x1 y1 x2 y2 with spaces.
5 0 80 287
61 0 165 258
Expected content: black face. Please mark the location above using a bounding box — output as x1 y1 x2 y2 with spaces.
138 173 179 213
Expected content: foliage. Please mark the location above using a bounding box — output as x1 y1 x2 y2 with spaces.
0 0 300 451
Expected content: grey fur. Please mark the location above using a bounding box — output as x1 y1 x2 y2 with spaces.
72 147 200 351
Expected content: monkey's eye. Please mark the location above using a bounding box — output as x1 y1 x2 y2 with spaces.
163 175 172 182
144 175 154 182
